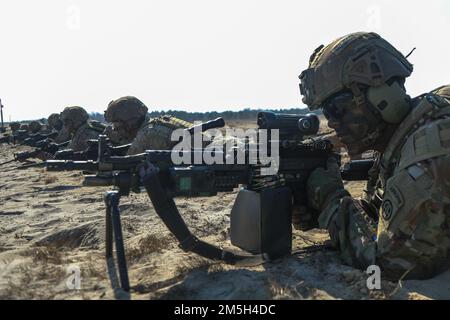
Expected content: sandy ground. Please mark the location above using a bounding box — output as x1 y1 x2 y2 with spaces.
0 125 449 300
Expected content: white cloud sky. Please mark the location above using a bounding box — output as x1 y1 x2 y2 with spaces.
0 0 448 121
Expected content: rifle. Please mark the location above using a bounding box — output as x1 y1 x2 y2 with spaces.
21 131 59 147
31 112 375 292
54 138 131 161
0 134 12 144
53 117 226 161
0 140 70 166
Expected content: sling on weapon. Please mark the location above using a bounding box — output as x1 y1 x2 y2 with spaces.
29 112 376 292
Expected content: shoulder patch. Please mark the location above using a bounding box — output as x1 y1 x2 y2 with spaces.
398 118 450 171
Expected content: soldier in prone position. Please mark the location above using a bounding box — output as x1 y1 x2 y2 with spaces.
299 32 450 280
103 96 194 155
60 106 106 152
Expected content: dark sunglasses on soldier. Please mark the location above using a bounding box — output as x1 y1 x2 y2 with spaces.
321 91 354 120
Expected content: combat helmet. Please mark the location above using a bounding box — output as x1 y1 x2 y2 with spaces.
61 106 89 130
48 113 63 130
299 32 413 124
28 121 43 133
104 96 148 123
10 122 21 132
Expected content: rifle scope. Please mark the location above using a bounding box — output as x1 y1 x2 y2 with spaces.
256 112 320 136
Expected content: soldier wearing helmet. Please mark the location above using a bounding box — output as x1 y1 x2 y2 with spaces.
47 113 63 131
60 106 105 151
47 113 71 143
9 122 21 132
300 32 450 280
103 96 194 155
28 121 43 134
103 96 150 145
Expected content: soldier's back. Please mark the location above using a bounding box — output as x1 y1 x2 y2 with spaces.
127 115 192 155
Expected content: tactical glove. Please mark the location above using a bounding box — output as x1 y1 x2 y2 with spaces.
307 157 349 211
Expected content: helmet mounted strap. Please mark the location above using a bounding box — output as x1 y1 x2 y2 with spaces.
348 82 386 146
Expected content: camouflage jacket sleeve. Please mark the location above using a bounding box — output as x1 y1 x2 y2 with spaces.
53 126 72 143
319 116 450 279
68 124 101 152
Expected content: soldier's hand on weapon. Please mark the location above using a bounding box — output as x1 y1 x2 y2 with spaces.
306 157 349 211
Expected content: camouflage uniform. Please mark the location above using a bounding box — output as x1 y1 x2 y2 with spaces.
103 96 149 145
320 86 450 280
103 124 131 145
28 121 43 134
127 115 193 155
300 32 450 280
61 106 105 152
53 126 72 144
48 113 71 143
9 122 21 132
67 121 105 151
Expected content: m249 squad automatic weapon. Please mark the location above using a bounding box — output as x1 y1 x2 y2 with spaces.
30 112 374 292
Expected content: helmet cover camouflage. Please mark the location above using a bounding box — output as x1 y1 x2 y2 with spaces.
299 32 413 109
48 113 62 129
104 96 148 123
61 106 89 127
28 121 43 133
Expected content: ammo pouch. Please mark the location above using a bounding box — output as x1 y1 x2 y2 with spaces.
230 186 293 259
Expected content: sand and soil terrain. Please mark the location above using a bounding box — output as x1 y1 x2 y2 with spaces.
0 121 449 300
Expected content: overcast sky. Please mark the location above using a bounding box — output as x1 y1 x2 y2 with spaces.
0 0 448 121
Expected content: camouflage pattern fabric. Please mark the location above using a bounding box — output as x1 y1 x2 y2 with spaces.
10 122 21 132
28 121 43 134
318 86 450 280
67 122 102 152
53 126 72 144
127 115 192 155
103 125 132 145
102 116 150 146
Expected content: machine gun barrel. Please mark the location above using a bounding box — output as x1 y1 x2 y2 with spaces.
186 117 225 135
22 131 58 146
13 140 70 163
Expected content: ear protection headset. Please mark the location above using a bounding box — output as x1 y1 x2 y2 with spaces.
366 81 411 124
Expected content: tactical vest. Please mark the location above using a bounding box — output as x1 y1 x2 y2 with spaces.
365 85 450 210
150 115 193 131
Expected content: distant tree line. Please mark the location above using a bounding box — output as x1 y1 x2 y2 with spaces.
6 108 321 125
89 107 321 123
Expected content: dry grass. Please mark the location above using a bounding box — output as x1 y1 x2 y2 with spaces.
33 245 64 265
